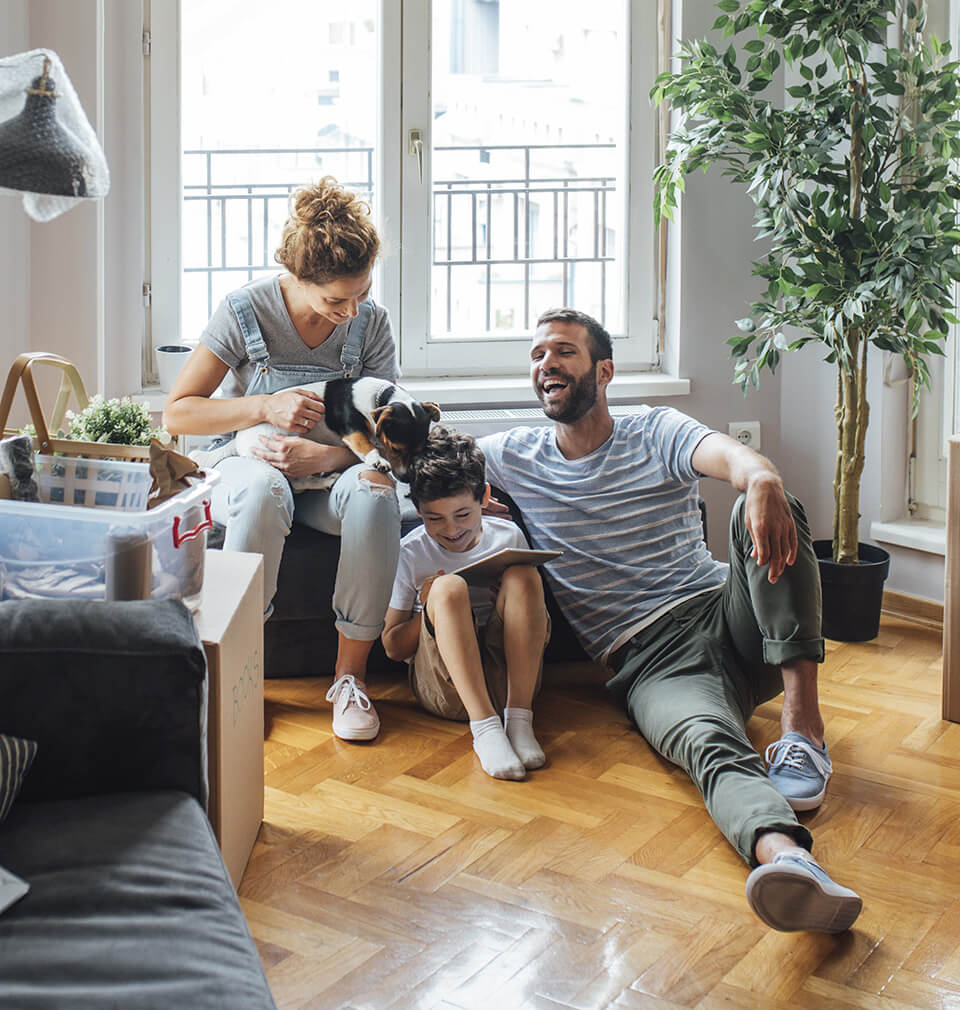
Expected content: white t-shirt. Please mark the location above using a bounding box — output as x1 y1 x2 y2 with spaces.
389 516 528 624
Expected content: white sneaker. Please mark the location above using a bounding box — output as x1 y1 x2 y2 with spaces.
325 675 380 741
746 851 862 932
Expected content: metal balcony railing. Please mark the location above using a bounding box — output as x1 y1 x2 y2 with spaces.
183 142 617 333
433 142 616 331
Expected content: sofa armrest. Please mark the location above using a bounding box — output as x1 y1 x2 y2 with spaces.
0 599 208 805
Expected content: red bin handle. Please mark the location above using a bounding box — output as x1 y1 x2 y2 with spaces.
171 499 213 549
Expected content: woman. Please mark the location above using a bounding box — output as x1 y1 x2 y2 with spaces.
163 176 399 743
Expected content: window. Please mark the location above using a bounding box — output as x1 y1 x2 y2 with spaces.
148 0 658 386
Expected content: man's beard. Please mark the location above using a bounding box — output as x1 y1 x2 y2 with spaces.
538 368 599 423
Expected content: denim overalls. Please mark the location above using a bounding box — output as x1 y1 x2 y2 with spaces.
227 286 370 398
209 288 401 632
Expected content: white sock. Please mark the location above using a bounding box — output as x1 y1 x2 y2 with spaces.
503 707 546 770
470 716 525 780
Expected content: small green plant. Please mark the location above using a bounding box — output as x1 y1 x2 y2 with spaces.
65 395 165 446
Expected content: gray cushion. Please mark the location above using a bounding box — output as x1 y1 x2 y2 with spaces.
0 599 207 804
0 791 275 1009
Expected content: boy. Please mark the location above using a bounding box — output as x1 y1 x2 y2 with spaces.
382 428 551 780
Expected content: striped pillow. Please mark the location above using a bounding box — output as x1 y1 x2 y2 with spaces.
0 735 38 824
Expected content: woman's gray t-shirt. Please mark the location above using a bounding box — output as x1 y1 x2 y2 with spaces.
199 273 400 398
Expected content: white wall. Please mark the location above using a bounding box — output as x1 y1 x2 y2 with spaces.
0 0 30 397
0 0 143 428
639 0 784 558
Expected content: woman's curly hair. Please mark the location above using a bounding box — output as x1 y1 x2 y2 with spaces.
275 176 380 284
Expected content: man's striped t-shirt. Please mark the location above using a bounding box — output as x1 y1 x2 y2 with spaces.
478 407 728 663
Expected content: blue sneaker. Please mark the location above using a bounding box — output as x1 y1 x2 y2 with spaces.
746 851 862 932
765 732 832 811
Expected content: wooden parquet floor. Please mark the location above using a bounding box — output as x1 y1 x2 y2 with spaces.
239 616 959 1010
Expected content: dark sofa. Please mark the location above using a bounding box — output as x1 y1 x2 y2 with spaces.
0 599 276 1010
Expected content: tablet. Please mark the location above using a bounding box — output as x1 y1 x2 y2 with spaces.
451 548 561 586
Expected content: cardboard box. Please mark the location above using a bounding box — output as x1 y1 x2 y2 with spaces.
193 550 264 889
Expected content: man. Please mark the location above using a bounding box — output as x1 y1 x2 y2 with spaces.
477 307 861 933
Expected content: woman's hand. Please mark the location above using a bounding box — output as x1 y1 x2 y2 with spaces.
419 571 445 609
250 435 344 478
263 388 325 435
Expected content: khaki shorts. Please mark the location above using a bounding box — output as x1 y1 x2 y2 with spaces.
410 608 551 722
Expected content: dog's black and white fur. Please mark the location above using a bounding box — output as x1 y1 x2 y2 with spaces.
234 377 441 489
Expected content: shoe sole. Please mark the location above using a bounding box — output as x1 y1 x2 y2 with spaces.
333 723 381 741
746 864 862 933
783 786 827 811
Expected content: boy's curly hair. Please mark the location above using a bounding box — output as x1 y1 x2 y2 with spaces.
275 176 380 285
408 427 486 509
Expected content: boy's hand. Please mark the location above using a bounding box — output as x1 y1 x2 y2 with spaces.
419 571 445 609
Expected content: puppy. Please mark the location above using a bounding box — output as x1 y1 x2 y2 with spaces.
234 377 441 489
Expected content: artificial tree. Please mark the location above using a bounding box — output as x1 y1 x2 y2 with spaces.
653 0 960 563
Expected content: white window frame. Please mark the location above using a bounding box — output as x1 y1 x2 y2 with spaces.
145 0 181 381
145 0 662 394
907 0 960 524
397 0 658 376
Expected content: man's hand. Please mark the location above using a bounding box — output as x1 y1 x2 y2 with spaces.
482 495 512 518
419 571 445 609
691 432 797 584
744 472 797 584
263 388 325 435
250 435 344 479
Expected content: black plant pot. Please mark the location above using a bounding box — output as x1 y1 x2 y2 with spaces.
813 540 891 643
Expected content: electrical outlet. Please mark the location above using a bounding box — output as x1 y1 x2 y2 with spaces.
728 421 761 450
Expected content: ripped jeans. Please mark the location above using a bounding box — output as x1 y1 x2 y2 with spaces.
209 457 401 638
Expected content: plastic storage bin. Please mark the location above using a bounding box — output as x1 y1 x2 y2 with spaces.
0 455 219 610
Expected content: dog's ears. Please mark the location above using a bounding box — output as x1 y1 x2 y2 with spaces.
422 401 441 422
371 404 392 437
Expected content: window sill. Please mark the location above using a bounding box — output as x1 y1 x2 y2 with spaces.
131 389 167 413
400 371 690 409
132 371 691 414
871 518 946 557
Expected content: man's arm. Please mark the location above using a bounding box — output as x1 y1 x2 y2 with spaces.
691 432 798 584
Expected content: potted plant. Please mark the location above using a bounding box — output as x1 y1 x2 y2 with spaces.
653 0 960 639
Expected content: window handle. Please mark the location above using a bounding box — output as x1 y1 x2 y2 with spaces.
408 128 424 184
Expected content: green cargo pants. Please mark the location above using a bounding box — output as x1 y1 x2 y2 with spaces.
606 492 823 866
